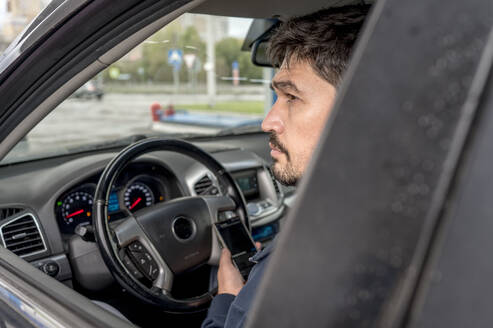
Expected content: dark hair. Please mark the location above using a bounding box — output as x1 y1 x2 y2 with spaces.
268 5 370 86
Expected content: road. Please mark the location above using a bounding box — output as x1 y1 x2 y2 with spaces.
4 93 265 163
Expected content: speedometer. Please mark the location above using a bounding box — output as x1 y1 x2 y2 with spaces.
124 182 155 212
60 191 93 227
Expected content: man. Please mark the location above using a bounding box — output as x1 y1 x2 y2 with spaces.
202 5 370 328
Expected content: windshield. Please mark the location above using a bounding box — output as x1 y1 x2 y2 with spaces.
2 12 275 164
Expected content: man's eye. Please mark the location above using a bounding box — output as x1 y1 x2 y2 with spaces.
286 94 297 102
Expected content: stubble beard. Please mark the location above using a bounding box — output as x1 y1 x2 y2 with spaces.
271 160 299 186
269 132 300 186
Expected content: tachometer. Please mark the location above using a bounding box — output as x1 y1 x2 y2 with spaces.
60 191 93 227
124 182 155 212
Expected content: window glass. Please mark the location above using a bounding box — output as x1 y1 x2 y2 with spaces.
3 13 275 164
0 0 49 52
0 295 39 327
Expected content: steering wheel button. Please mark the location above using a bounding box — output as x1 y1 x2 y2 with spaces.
150 266 159 280
131 252 150 269
129 241 144 253
144 252 153 262
148 263 158 280
123 255 143 279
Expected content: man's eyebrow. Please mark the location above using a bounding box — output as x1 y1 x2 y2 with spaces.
271 80 302 95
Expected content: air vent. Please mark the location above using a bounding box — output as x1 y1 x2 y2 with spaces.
267 167 281 195
0 207 23 221
194 175 213 195
0 214 46 257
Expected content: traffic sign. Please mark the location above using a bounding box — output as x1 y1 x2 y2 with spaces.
184 54 196 69
168 49 183 71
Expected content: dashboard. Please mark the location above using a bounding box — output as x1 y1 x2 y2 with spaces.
0 135 289 289
55 162 183 235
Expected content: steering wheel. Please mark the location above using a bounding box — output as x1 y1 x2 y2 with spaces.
93 138 249 312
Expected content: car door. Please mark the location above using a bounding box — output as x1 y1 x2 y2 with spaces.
0 0 199 326
0 244 134 327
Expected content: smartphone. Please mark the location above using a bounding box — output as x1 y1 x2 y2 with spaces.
214 217 257 280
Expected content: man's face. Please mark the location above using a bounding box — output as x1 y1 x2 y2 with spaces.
262 60 337 186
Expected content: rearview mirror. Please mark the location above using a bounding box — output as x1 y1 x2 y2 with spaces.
251 39 273 67
242 18 279 68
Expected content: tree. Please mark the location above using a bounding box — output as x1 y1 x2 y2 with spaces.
103 24 263 86
215 37 263 83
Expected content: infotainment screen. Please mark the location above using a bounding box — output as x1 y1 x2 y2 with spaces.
233 170 259 199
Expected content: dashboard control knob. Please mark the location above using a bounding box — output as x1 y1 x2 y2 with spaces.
75 223 95 242
42 261 59 277
247 203 261 216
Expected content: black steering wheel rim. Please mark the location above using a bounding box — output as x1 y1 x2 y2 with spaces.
93 138 249 312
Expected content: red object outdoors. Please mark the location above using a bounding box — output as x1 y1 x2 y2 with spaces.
233 68 240 86
150 102 162 122
164 104 176 117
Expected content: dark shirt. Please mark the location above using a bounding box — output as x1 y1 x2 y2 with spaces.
201 242 274 328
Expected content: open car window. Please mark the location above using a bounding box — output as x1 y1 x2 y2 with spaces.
1 13 276 165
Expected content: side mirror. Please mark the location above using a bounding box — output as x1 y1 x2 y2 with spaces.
251 39 273 67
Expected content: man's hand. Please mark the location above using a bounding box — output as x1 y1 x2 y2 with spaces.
217 243 261 296
217 248 244 296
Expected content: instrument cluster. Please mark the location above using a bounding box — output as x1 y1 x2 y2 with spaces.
55 162 181 234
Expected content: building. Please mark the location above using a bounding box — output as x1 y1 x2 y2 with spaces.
119 13 230 63
181 13 229 42
0 0 49 52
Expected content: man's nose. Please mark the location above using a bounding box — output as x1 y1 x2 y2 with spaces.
261 101 284 134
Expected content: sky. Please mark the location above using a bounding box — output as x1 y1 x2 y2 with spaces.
228 17 253 38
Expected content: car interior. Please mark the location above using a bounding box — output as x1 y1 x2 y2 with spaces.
2 0 492 327
0 0 368 326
